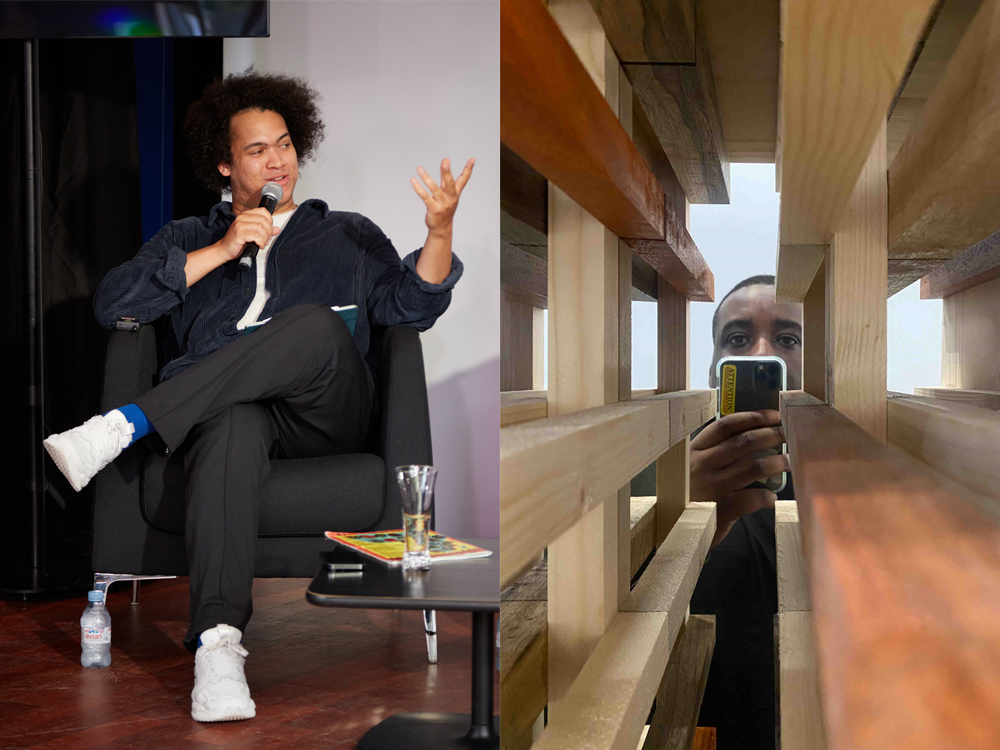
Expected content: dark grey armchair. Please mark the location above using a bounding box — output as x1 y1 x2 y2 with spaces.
90 323 439 659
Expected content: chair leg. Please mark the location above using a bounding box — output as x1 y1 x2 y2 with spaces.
423 609 437 664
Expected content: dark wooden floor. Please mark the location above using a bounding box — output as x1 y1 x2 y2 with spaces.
0 577 498 749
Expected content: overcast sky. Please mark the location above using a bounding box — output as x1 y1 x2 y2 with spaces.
631 164 942 393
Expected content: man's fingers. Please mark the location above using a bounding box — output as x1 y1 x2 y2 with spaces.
726 488 778 519
699 426 785 470
410 177 432 202
454 158 476 193
416 166 441 196
690 410 781 450
440 159 455 192
718 451 790 496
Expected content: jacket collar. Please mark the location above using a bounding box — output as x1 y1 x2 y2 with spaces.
207 197 330 225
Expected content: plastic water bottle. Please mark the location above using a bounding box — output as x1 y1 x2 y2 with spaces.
80 590 111 668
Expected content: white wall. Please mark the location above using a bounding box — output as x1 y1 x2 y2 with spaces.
632 164 942 394
225 0 499 537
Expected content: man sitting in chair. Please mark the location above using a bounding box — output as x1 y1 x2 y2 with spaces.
43 69 474 723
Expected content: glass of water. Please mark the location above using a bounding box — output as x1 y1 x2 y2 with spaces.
396 465 437 570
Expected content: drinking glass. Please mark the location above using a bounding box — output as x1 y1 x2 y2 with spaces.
396 465 437 570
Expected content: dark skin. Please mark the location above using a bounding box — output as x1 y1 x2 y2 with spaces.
694 284 803 547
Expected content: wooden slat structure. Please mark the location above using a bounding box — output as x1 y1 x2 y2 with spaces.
781 390 1000 750
920 229 1000 300
913 386 1000 411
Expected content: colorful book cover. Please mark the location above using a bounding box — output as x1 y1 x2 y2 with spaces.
324 530 493 565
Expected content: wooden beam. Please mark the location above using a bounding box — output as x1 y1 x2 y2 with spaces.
777 612 828 750
501 238 547 310
781 390 1000 750
889 0 1000 261
913 386 1000 411
625 201 715 302
802 257 826 400
501 143 547 248
500 600 548 750
502 294 537 391
775 243 826 304
887 395 1000 499
826 123 887 442
887 257 941 297
942 274 1000 391
535 503 716 750
586 0 695 63
775 0 936 299
642 615 716 750
776 501 809 614
500 390 548 427
920 229 1000 299
630 496 656 580
501 391 714 589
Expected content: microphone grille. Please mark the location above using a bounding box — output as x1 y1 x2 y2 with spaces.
261 182 284 202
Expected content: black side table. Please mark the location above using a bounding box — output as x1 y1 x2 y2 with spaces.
305 538 500 749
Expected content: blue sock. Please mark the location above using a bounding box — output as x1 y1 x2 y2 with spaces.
107 403 154 440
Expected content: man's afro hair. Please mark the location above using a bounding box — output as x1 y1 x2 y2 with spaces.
183 67 325 193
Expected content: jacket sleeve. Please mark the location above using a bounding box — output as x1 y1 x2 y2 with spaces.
361 219 463 331
92 222 192 329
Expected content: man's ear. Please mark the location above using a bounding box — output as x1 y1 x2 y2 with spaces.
708 361 716 389
218 163 231 178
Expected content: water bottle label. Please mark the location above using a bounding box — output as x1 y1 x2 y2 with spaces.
82 626 111 643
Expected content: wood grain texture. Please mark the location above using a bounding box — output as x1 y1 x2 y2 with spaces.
636 388 715 446
630 496 657 580
625 205 715 301
502 0 664 240
775 243 827 303
826 123 887 443
781 392 1000 750
501 600 548 750
889 0 1000 260
776 500 809 613
631 89 688 222
701 0 779 163
777 611 829 750
913 386 1000 411
587 0 695 63
642 615 716 750
691 727 718 750
502 294 537 391
502 142 548 251
942 273 1000 391
777 0 936 247
802 257 826 400
502 239 548 310
887 257 942 297
500 389 548 427
920 229 1000 299
887 395 1000 499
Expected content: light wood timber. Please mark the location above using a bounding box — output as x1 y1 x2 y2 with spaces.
920 229 1000 299
775 243 826 304
887 395 1000 499
534 503 716 750
501 239 547 311
942 273 1000 391
502 294 537 391
913 386 1000 411
500 390 548 427
777 612 828 750
501 392 715 590
775 0 936 299
655 276 691 548
642 615 716 750
802 256 826 401
701 0 779 163
533 307 545 390
888 0 1000 261
780 390 1000 750
501 600 548 750
634 389 715 447
630 496 656 580
776 501 809 613
826 123 888 443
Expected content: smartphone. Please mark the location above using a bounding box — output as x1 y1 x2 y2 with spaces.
715 355 787 493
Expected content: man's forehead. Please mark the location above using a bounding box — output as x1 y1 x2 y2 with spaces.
717 284 802 328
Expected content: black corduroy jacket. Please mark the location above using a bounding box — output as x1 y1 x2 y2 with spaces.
93 199 462 384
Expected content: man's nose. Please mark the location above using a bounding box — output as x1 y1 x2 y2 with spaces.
750 338 773 356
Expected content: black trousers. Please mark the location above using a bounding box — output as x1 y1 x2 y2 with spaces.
133 304 373 647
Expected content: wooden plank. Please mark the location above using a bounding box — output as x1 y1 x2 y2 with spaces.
920 229 1000 299
631 254 658 302
502 554 548 602
642 615 716 750
501 600 548 750
501 143 548 248
775 244 826 304
826 122 887 443
701 0 779 163
501 0 663 241
502 239 548 310
631 90 687 223
625 210 715 302
502 294 537 391
777 612 828 750
781 391 1000 750
536 503 716 750
887 395 1000 499
776 0 936 297
776 501 809 613
889 0 1000 261
691 727 717 750
533 307 545 390
802 256 826 401
942 273 1000 391
655 277 691 548
586 0 695 63
635 388 715 446
501 392 713 589
501 389 548 428
887 257 941 297
630 496 656 580
913 386 1000 411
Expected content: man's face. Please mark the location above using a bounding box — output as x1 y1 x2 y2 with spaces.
218 108 298 214
709 284 803 390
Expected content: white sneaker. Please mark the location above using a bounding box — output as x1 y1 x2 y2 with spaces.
42 410 134 492
191 624 256 722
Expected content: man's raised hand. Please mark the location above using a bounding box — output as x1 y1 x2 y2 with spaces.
411 158 475 235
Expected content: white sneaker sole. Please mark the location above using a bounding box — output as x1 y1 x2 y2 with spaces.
191 701 256 722
42 436 89 492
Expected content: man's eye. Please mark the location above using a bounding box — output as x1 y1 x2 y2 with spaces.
776 335 801 348
727 333 749 347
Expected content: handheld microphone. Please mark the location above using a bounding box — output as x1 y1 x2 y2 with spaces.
238 182 284 271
